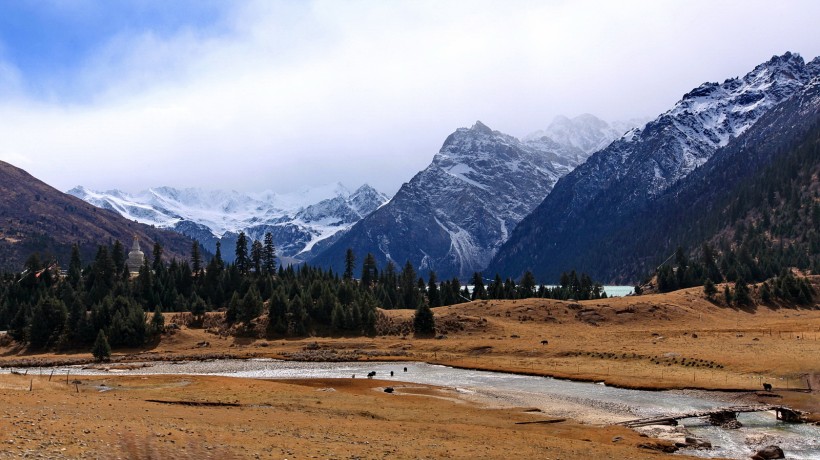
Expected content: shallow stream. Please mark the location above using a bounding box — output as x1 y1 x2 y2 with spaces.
4 359 818 459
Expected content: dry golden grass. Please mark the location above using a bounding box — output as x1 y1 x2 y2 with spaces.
0 373 688 459
1 279 818 458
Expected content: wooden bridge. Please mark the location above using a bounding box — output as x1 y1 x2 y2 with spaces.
616 405 804 428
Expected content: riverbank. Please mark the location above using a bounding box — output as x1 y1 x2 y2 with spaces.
0 372 695 459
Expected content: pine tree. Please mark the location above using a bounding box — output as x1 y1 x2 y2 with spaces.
27 296 67 348
239 285 263 324
235 232 250 275
213 241 224 271
760 282 772 303
360 253 378 288
68 244 83 289
151 304 165 335
226 292 241 324
191 293 207 318
344 248 356 281
427 271 441 308
703 278 717 300
152 242 164 274
251 240 263 275
734 278 752 306
471 272 486 300
191 240 203 278
413 304 435 336
519 271 536 298
399 261 419 309
92 329 111 362
262 232 277 275
112 240 125 277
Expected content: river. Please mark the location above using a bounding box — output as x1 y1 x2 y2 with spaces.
3 359 818 459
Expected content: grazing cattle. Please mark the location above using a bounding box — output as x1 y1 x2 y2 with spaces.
540 340 549 345
367 371 376 379
384 387 394 393
763 383 772 391
403 367 408 372
390 371 394 376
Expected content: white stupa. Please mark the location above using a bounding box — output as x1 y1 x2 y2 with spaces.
127 235 145 273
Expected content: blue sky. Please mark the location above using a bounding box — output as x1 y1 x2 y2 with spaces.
1 1 819 195
0 1 232 99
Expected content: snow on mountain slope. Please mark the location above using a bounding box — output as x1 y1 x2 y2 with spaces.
524 114 647 163
67 183 388 261
311 120 588 279
490 52 820 281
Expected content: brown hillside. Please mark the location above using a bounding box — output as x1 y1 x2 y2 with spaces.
0 160 194 270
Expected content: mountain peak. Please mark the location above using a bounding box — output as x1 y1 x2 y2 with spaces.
470 120 493 134
526 114 642 157
767 51 803 66
490 51 820 282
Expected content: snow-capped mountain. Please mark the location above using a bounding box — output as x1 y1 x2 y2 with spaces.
525 114 647 163
310 120 588 279
490 52 820 282
68 183 388 262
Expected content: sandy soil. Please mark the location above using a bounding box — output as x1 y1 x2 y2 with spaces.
1 281 818 458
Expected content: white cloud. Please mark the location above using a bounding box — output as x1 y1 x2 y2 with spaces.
1 0 819 195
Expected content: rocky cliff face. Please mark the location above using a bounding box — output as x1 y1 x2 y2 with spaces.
310 121 586 278
490 52 820 282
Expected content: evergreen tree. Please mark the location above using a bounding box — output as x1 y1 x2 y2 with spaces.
239 285 263 324
427 271 441 308
68 244 83 289
399 261 419 309
489 274 504 299
213 241 224 271
413 304 435 336
112 240 125 277
87 246 116 305
519 271 536 298
235 232 250 275
150 304 165 335
703 278 717 300
760 282 772 303
27 296 67 348
226 292 241 324
136 258 154 309
92 329 111 362
251 239 263 275
191 240 203 278
262 232 277 275
266 289 288 335
331 302 346 331
152 242 164 274
723 284 733 305
360 253 378 288
343 248 356 281
734 278 752 306
471 272 486 300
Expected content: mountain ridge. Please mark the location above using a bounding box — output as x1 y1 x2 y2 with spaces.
489 52 820 283
0 160 195 271
68 183 389 263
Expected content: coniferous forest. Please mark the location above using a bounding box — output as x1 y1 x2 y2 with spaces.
0 231 609 352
